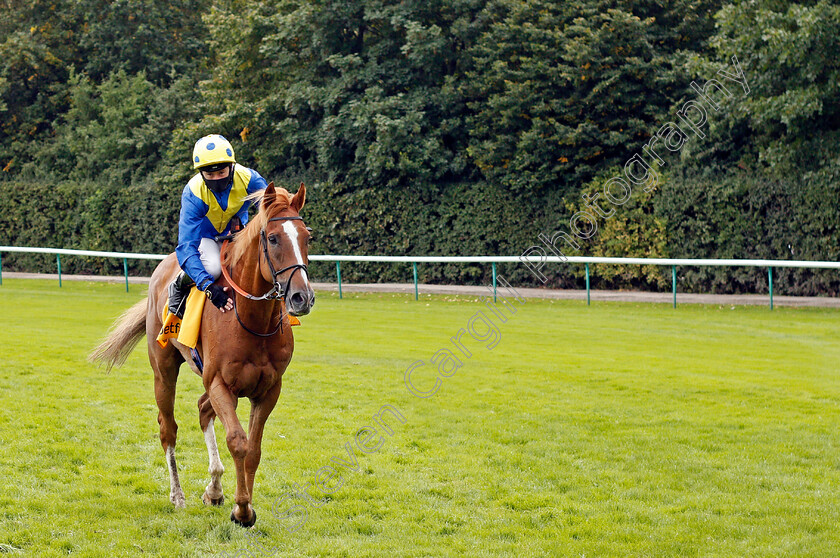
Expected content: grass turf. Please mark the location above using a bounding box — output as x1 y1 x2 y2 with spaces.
0 278 838 557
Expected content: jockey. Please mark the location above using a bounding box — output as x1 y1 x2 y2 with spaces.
168 134 268 318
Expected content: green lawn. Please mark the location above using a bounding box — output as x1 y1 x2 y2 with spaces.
0 279 838 557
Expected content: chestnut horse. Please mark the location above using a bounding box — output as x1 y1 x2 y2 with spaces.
90 183 313 527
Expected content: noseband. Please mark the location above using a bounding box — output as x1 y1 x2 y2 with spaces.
219 215 309 337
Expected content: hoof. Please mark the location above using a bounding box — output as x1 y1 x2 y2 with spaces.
230 507 256 528
170 492 186 509
203 492 225 506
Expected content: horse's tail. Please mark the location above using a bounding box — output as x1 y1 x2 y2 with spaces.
88 297 149 373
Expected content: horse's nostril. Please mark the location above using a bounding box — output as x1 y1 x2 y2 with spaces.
290 292 305 307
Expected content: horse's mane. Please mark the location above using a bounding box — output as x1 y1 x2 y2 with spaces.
225 187 293 268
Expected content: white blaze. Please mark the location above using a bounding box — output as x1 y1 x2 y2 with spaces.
282 221 309 282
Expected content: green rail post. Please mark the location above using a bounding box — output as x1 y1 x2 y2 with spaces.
492 262 497 303
672 265 677 308
413 262 418 301
769 267 773 310
123 258 129 293
336 261 343 299
57 254 62 288
585 263 590 306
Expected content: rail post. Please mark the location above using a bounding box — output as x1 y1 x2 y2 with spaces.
492 262 497 303
413 262 418 301
336 261 342 299
57 254 62 288
123 258 129 293
672 265 677 308
0 251 3 285
769 267 773 310
585 263 590 306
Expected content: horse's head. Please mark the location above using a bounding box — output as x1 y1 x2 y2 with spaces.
260 182 315 316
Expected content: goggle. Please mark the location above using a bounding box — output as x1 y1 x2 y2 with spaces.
200 163 232 173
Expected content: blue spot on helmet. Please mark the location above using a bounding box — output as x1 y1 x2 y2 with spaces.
226 148 233 156
206 142 216 150
194 156 200 163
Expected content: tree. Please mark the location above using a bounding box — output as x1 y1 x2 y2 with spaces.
464 0 723 196
0 0 211 179
78 0 209 86
29 70 204 184
199 0 489 188
680 0 840 173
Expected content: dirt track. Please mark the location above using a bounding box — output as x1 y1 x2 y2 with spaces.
5 272 840 307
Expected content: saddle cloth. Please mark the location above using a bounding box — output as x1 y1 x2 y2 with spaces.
156 288 206 349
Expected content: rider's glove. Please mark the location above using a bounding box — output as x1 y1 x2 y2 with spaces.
204 284 230 310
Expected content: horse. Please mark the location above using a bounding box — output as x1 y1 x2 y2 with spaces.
89 182 314 527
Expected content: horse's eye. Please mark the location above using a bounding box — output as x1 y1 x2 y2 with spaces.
268 235 278 245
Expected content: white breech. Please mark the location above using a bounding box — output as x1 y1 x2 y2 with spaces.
198 238 222 281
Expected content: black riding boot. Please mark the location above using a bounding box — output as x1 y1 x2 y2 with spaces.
167 271 194 319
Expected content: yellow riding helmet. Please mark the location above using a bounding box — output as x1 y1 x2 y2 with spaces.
192 135 236 169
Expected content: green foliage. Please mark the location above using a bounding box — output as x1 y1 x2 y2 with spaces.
78 0 209 85
654 158 840 295
303 179 563 286
464 0 723 195
200 0 481 191
26 70 204 184
0 16 78 173
564 167 670 290
681 0 840 172
1 0 839 297
0 0 211 177
466 3 657 194
0 180 181 276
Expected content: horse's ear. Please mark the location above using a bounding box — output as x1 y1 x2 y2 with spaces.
291 182 306 213
262 182 276 212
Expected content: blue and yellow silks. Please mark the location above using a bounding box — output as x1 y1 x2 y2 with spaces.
175 165 268 291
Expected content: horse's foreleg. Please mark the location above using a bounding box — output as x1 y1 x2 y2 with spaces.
208 379 256 527
154 369 185 508
198 392 225 506
245 384 282 499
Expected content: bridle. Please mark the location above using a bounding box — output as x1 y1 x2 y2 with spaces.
259 216 309 302
219 215 309 337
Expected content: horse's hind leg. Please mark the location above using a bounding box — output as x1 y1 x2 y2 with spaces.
198 392 225 506
150 347 185 508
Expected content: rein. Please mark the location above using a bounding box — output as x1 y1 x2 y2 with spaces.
219 215 308 337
